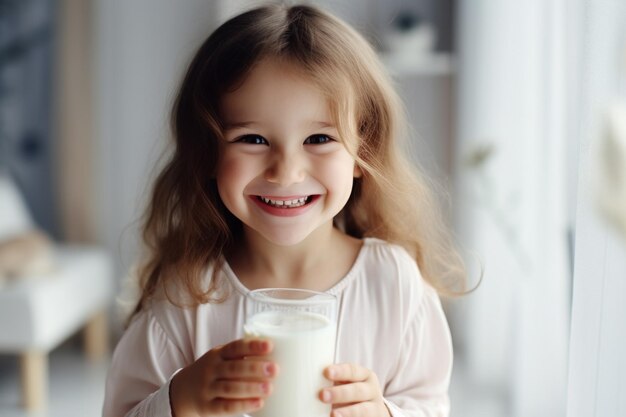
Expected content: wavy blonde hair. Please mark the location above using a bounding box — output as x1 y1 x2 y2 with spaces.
131 3 467 319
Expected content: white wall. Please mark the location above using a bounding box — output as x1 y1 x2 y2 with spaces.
93 0 216 300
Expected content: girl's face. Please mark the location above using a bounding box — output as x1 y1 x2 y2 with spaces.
216 58 360 246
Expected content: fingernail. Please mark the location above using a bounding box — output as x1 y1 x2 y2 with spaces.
328 367 336 379
261 382 270 394
334 412 343 417
264 363 273 376
322 390 332 402
251 340 266 351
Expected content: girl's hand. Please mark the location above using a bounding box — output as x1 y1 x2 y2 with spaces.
170 338 278 417
319 363 391 417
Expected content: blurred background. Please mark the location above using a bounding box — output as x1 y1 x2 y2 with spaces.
1 0 625 416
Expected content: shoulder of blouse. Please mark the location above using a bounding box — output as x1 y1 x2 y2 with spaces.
135 289 200 349
361 237 426 292
357 238 435 324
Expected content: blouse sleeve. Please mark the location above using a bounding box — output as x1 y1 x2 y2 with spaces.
383 280 453 417
102 308 187 417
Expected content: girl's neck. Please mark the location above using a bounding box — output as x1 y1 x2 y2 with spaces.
227 222 362 292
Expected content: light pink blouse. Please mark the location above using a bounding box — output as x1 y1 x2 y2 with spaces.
103 238 452 417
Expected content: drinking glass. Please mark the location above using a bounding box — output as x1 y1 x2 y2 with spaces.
243 288 338 417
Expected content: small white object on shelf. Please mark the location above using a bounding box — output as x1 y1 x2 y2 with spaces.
380 52 454 77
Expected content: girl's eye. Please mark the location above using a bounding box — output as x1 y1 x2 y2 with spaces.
237 135 268 145
304 134 333 145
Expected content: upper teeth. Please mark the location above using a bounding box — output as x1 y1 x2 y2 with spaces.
260 197 308 207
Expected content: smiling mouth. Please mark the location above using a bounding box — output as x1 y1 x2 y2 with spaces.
256 196 315 208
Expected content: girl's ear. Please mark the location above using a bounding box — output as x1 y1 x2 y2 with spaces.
353 164 363 178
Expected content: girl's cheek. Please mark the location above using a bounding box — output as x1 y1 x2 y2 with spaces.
218 153 249 175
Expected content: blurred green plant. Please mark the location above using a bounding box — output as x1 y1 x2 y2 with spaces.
464 142 533 273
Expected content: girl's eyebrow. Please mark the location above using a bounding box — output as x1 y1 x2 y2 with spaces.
223 121 259 130
223 121 336 129
313 121 336 128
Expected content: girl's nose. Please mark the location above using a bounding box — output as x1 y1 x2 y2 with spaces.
265 151 306 186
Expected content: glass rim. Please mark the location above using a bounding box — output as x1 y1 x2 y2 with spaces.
246 288 336 306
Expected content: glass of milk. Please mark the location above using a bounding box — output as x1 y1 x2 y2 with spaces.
243 288 338 417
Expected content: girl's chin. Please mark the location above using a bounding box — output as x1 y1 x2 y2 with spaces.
240 217 335 248
243 226 316 248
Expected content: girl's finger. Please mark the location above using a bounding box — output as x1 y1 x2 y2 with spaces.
331 401 379 417
325 363 371 382
215 359 278 379
208 397 264 415
320 381 377 405
219 339 273 360
209 379 272 399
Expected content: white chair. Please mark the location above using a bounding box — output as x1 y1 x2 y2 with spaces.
0 174 114 411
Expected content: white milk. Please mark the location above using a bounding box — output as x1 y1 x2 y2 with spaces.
244 310 336 417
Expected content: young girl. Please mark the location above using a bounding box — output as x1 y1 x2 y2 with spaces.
104 3 465 417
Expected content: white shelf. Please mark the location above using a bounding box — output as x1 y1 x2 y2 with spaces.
380 52 455 77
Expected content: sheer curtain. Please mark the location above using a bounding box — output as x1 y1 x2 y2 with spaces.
567 1 626 416
451 1 571 416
